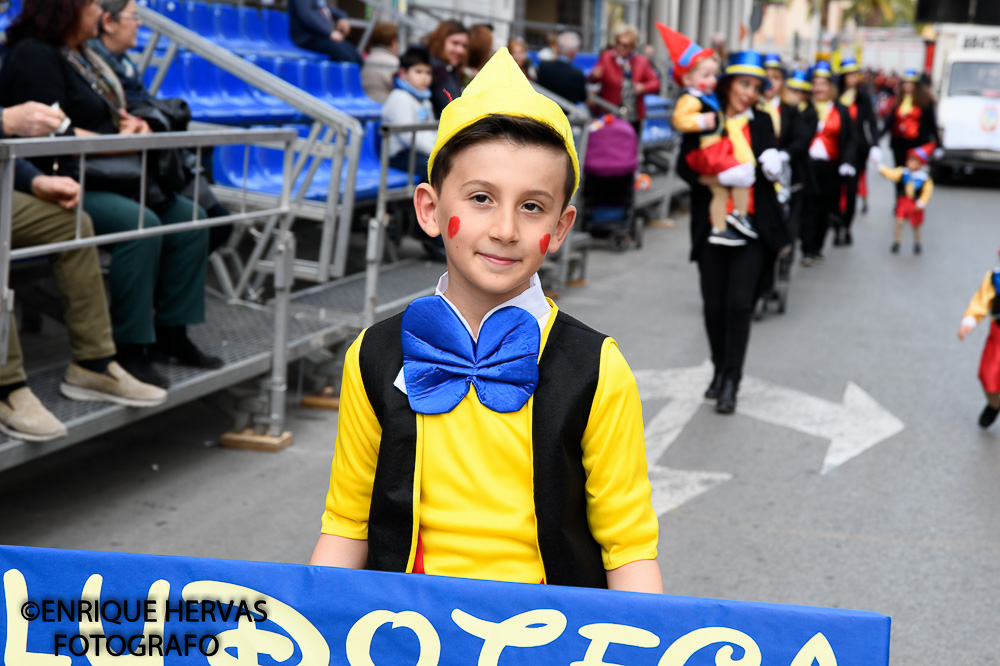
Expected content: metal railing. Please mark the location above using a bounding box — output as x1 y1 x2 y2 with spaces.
136 6 365 289
0 128 297 437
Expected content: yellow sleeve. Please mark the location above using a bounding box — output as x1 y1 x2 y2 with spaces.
964 271 996 323
581 338 659 570
320 330 383 539
879 165 903 183
672 94 708 134
919 178 934 205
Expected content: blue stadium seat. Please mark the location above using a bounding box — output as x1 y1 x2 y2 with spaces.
216 66 282 124
573 52 598 76
186 1 215 38
213 4 254 53
182 53 248 123
243 55 301 123
146 58 187 100
160 0 190 27
263 10 297 56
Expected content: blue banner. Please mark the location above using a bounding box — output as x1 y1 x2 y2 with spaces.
1 545 889 665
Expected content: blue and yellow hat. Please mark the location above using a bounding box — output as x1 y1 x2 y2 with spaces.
811 60 835 80
763 52 785 73
427 47 580 197
903 68 920 82
722 50 769 80
838 56 860 74
787 69 813 92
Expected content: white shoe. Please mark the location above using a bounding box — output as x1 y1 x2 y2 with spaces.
60 361 167 408
0 387 68 442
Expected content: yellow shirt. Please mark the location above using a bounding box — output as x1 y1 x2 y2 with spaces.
320 304 658 583
964 271 996 323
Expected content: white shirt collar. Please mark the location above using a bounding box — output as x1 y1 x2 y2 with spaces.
392 272 552 395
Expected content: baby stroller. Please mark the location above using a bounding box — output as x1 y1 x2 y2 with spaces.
582 115 641 250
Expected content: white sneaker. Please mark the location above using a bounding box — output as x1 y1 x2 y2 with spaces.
0 387 68 442
60 361 167 408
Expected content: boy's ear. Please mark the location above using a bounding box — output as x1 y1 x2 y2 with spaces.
413 183 442 238
545 204 577 254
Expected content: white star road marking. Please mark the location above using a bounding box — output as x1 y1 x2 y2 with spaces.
635 361 905 515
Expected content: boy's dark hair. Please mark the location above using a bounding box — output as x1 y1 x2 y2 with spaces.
399 46 431 71
430 115 575 210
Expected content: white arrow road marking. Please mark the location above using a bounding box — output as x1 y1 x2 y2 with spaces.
634 362 905 515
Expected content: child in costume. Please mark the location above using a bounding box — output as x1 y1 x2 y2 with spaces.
873 141 934 255
310 48 662 593
657 22 757 247
958 253 1000 428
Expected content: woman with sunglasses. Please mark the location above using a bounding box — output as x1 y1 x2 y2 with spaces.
677 51 789 414
588 24 660 134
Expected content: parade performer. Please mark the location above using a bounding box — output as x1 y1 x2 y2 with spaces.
677 50 788 414
874 141 934 254
837 56 880 246
888 69 938 190
310 48 662 593
801 61 856 266
658 22 759 247
959 255 1000 428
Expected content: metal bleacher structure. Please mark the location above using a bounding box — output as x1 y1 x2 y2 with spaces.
0 0 687 471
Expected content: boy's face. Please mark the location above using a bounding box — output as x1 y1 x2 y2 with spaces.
414 140 576 312
906 155 923 171
682 59 718 94
402 63 433 91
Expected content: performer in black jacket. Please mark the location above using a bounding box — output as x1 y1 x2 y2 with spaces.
801 61 856 265
836 57 879 245
679 51 789 414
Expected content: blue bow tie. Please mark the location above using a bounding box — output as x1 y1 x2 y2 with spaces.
401 296 541 415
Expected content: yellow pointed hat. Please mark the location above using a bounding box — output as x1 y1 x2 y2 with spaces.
427 47 580 198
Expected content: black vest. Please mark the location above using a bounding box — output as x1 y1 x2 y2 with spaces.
357 309 609 588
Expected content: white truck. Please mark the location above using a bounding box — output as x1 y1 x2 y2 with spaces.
930 24 1000 176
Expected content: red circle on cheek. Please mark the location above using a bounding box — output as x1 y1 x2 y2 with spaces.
539 234 551 255
447 216 461 238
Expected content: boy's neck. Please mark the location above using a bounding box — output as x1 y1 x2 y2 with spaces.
443 278 534 338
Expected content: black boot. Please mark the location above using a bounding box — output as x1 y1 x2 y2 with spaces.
116 344 170 389
716 375 739 414
979 404 999 429
153 326 223 369
704 370 724 400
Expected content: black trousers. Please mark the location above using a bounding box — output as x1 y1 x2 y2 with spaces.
802 160 841 257
697 239 766 380
842 173 860 230
295 35 363 64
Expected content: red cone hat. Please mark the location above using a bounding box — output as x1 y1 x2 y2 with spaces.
655 22 714 85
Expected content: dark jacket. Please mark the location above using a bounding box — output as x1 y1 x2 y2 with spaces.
803 100 856 195
679 110 790 261
537 58 588 106
430 56 463 118
843 87 878 169
288 0 345 44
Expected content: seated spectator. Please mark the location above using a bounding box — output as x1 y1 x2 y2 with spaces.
360 22 399 103
425 19 468 118
0 101 166 442
1 0 220 389
536 31 587 105
91 0 231 251
464 23 494 82
508 36 536 81
381 47 436 180
287 0 362 64
537 31 558 62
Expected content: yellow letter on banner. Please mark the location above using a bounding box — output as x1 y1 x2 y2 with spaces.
451 608 566 666
80 573 169 665
571 623 660 666
182 581 330 666
789 633 837 666
345 610 440 666
657 627 761 666
2 569 70 666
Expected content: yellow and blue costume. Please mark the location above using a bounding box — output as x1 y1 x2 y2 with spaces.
319 49 657 588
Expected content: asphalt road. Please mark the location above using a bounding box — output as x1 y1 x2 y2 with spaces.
2 166 999 664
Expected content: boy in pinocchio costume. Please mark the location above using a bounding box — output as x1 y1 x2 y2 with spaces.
310 48 662 593
658 22 758 248
959 253 1000 429
874 141 935 255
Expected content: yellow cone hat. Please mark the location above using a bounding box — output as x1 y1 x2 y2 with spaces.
427 47 580 198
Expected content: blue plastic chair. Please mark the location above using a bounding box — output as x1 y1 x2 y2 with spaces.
160 0 190 27
243 55 301 123
238 7 279 54
186 1 215 38
216 66 279 124
147 58 188 101
340 63 382 120
183 53 247 123
213 4 253 53
573 52 599 76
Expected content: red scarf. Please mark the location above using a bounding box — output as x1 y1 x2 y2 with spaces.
814 104 842 162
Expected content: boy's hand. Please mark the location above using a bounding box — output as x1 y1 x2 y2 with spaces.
699 112 716 131
959 320 976 340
